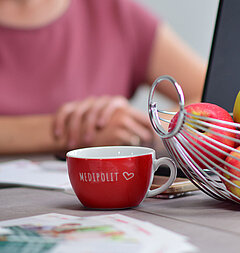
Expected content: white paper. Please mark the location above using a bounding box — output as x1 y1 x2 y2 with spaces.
0 213 197 253
0 159 73 193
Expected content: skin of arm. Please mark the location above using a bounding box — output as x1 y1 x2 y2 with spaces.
0 114 67 155
0 102 154 155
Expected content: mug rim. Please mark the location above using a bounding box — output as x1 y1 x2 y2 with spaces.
66 146 155 159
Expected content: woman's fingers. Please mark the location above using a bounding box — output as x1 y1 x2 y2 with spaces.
128 106 153 128
84 96 129 143
54 102 76 138
66 98 94 148
83 96 111 143
123 116 152 143
98 107 153 146
96 96 128 127
120 110 153 144
53 96 154 150
53 98 94 148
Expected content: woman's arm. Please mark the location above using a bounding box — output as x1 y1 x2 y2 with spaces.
0 97 127 155
0 114 66 155
0 97 154 155
146 23 207 104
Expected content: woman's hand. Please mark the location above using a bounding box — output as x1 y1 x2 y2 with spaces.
88 106 154 147
53 96 131 149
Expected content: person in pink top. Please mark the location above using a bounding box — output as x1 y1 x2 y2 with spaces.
0 0 206 155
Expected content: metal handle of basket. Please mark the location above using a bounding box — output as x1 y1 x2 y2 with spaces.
148 75 185 139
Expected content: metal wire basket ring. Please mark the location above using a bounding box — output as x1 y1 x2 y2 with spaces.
148 75 240 204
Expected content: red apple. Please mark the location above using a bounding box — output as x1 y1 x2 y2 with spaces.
168 103 236 170
222 146 240 200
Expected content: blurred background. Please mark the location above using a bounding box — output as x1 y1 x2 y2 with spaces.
131 0 219 111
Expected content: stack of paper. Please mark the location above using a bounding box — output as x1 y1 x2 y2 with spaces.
0 213 197 253
0 159 72 192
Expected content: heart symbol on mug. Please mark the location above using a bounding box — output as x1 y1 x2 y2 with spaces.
122 172 134 180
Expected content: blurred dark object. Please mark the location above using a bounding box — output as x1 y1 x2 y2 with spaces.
55 152 67 161
155 165 187 178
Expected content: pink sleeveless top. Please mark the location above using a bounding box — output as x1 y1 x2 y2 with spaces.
0 0 158 115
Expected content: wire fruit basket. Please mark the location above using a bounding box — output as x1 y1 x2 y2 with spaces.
148 75 240 203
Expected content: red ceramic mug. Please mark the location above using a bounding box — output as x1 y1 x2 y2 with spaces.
67 146 177 209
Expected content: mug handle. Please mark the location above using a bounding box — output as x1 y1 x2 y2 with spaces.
147 157 177 198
